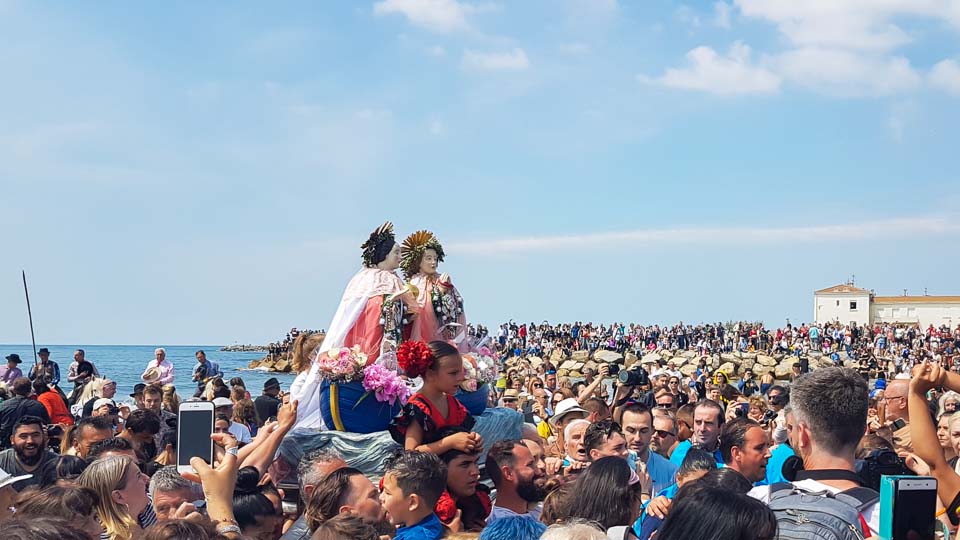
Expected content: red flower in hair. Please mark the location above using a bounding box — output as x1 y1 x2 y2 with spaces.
397 340 434 378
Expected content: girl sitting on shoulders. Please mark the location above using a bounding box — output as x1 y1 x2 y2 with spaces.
390 340 483 454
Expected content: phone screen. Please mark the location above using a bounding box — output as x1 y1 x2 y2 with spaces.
894 479 937 540
178 406 214 469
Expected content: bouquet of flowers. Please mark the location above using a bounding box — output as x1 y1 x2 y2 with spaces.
362 363 411 406
317 346 410 406
460 349 498 393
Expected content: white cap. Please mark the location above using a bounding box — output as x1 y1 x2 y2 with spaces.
212 397 233 408
92 398 115 411
0 467 31 490
549 398 589 427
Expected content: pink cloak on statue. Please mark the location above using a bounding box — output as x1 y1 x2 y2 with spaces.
409 273 467 348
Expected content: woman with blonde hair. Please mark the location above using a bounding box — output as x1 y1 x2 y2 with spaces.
72 378 115 417
161 384 181 414
78 455 150 540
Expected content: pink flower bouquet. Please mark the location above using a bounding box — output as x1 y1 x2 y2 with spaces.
362 363 411 406
316 346 368 383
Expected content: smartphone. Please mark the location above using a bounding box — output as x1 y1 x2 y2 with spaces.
880 475 937 540
177 401 214 474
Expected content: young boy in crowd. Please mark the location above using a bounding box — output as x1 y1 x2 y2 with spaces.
380 451 448 540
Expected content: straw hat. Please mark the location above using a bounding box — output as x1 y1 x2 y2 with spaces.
141 367 160 383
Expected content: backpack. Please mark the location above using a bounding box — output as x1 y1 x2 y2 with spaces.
767 482 878 540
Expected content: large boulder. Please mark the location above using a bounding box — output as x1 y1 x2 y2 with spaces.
249 358 264 369
679 364 698 377
682 350 698 359
753 365 773 376
756 354 777 367
740 357 757 371
550 349 565 362
273 358 291 373
718 362 737 376
625 352 639 370
594 350 623 364
660 349 674 358
641 352 662 366
739 352 757 360
572 350 590 362
720 353 737 363
774 362 794 379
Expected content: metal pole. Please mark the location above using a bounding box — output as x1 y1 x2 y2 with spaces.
22 270 39 367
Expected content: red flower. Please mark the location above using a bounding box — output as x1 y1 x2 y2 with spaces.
435 490 458 523
398 341 434 378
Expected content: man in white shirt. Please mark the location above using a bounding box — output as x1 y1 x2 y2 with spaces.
748 368 878 536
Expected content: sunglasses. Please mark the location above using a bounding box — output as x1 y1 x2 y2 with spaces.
533 383 543 388
654 429 676 438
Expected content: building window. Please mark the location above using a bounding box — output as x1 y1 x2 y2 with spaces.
836 300 840 307
849 301 857 311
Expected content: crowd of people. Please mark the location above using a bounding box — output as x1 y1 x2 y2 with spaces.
0 315 959 540
479 319 960 374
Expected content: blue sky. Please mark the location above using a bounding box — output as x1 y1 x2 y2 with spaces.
2 0 959 345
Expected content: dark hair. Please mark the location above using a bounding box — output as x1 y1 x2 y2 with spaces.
437 426 479 463
721 384 742 402
694 399 725 427
304 467 365 531
12 377 31 397
311 513 379 540
55 455 89 481
656 487 777 540
12 415 44 434
76 415 114 434
856 433 895 459
697 467 754 494
88 437 134 460
791 367 868 455
213 385 231 399
618 402 652 426
195 350 206 357
215 413 232 424
125 409 161 435
384 450 447 508
678 446 718 478
0 517 95 540
719 418 762 463
143 519 224 540
32 378 49 396
229 377 246 388
581 396 609 417
143 385 163 399
485 439 522 487
582 419 622 457
767 385 789 400
565 456 641 530
14 484 99 521
232 466 278 529
427 341 459 370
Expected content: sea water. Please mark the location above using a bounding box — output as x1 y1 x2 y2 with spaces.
0 344 296 401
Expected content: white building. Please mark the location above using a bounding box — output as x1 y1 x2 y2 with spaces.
814 283 960 328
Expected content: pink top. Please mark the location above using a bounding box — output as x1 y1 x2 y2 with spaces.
143 359 175 384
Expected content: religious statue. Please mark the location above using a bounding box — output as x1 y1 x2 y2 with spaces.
400 230 467 347
291 222 418 429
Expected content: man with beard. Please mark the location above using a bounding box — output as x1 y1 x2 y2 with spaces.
0 378 51 448
303 466 394 537
118 409 161 465
0 416 57 491
485 439 547 524
435 427 489 531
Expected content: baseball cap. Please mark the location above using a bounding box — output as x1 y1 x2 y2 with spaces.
0 467 31 490
92 398 115 411
212 397 232 408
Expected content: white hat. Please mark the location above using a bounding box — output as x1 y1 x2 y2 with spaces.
142 367 160 383
549 398 589 427
93 398 115 411
0 467 31 490
212 397 232 408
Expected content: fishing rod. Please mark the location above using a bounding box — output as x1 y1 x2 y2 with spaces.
22 270 39 367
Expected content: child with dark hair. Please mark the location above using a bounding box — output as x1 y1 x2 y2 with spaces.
380 451 448 540
232 466 283 540
434 427 492 531
389 341 482 455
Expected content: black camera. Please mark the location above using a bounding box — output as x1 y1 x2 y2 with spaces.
761 409 778 424
856 448 914 491
618 367 650 387
606 363 620 377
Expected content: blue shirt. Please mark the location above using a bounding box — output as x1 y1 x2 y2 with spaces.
762 442 795 485
628 450 679 495
669 439 724 468
395 513 443 540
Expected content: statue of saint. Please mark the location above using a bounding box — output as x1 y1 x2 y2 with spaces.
401 230 467 347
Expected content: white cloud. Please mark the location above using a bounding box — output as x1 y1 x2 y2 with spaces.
559 42 590 54
887 101 915 142
930 59 960 96
733 1 952 52
714 1 732 29
461 48 530 71
427 45 446 57
449 217 960 255
372 0 497 33
639 41 780 95
675 5 701 28
429 119 445 135
776 47 921 97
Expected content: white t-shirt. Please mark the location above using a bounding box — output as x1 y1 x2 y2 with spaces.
229 421 253 444
487 504 542 524
749 479 879 535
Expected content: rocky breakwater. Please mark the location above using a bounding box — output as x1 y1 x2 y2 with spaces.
221 344 269 352
545 347 843 382
248 351 293 373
